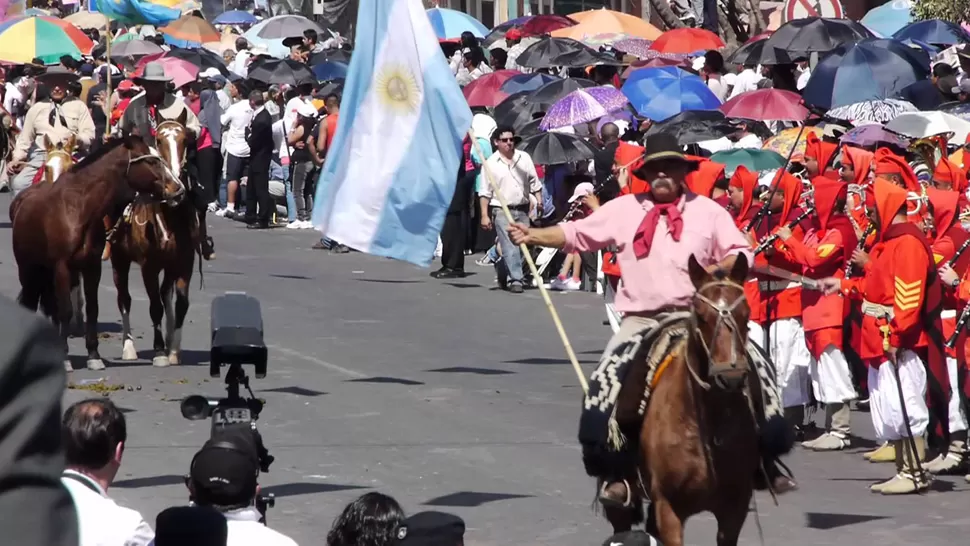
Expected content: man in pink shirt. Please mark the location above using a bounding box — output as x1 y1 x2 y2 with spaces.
509 133 754 505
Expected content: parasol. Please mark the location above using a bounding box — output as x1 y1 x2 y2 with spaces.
649 28 724 54
0 16 94 64
710 148 787 173
517 131 598 165
719 89 807 122
827 98 918 124
159 14 220 48
840 124 911 148
762 126 824 157
426 7 488 39
621 66 720 121
539 88 625 131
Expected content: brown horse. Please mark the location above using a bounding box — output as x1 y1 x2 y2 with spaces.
11 135 185 371
611 255 761 546
111 112 198 367
43 133 77 184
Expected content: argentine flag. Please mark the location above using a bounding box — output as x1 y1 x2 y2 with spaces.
310 0 473 266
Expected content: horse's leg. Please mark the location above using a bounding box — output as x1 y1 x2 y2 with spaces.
715 489 751 546
52 262 74 372
17 268 40 312
653 497 684 546
142 265 169 368
167 270 191 366
82 265 105 370
70 277 84 337
160 272 177 365
112 255 137 361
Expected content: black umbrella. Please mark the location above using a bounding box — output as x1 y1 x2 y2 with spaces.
247 59 315 87
517 131 598 165
111 39 164 59
526 77 595 104
555 48 623 68
309 48 352 65
644 110 738 145
164 47 231 76
764 17 873 55
494 91 546 131
518 118 544 137
726 38 792 66
516 37 586 68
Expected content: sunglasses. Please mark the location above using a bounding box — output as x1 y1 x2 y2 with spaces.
497 137 515 142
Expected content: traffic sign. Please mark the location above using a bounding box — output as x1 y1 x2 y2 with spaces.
782 0 844 23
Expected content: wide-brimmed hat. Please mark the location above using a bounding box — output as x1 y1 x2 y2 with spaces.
640 133 700 168
134 61 172 84
36 65 80 85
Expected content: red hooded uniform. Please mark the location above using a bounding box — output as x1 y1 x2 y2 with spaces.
927 188 970 359
686 157 730 209
933 158 970 212
874 148 921 193
602 142 649 280
731 166 763 324
803 132 839 178
782 179 858 358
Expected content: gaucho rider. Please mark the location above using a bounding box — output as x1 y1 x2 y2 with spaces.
113 62 214 260
508 134 794 517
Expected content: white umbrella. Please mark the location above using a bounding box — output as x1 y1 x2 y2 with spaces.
885 111 970 142
828 98 917 125
65 11 109 31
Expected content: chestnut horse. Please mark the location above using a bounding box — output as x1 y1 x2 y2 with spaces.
43 133 76 184
612 255 762 546
11 135 185 371
110 113 199 367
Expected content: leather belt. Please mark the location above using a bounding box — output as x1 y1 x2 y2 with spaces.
862 300 893 319
942 309 957 320
758 280 799 292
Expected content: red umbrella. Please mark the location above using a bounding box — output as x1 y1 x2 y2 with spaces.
719 89 808 122
132 56 199 89
622 57 688 78
649 28 724 54
462 70 518 107
746 31 773 44
519 14 577 37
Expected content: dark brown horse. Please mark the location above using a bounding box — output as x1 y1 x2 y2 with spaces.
610 255 761 546
111 113 198 367
11 135 185 371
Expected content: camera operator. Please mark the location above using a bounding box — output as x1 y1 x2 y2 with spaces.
61 398 155 546
186 430 297 546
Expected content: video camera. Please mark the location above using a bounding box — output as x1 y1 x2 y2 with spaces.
181 292 276 520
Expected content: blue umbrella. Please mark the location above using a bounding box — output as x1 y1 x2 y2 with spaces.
214 10 258 25
893 19 970 45
860 1 912 38
312 61 349 81
426 7 488 40
499 73 560 95
620 66 720 122
802 39 930 109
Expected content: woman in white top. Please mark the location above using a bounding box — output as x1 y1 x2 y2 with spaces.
702 50 729 102
456 48 492 87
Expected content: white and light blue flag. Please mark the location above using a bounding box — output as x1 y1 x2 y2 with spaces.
310 0 473 266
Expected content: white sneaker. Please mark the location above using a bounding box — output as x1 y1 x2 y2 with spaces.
300 220 314 229
207 201 219 212
215 208 233 217
286 221 302 229
563 278 582 291
548 277 567 291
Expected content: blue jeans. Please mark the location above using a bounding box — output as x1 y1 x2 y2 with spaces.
272 162 295 223
492 207 529 285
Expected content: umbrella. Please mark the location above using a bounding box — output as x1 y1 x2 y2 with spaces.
138 48 230 76
483 17 535 47
426 7 488 40
499 72 560 95
494 91 547 131
801 39 930 109
309 49 352 65
203 31 241 55
644 110 737 145
462 70 518 107
517 132 598 165
518 118 544 137
520 14 576 37
764 17 873 54
247 58 315 87
526 77 595 104
893 20 970 46
551 8 661 41
113 32 141 44
111 39 165 58
65 11 109 30
554 47 623 68
861 1 913 38
710 148 787 173
885 111 970 142
621 66 721 121
585 85 630 112
214 10 258 26
132 56 199 88
540 88 624 131
0 16 94 64
940 101 970 122
840 124 911 148
580 32 634 46
318 79 344 97
762 126 824 157
159 14 220 48
827 98 918 124
621 55 688 77
649 28 724 54
719 89 807 122
24 8 49 15
312 61 348 81
614 37 653 59
726 37 792 65
256 15 329 40
516 36 587 68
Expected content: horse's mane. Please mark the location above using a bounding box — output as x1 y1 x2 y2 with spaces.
71 136 138 172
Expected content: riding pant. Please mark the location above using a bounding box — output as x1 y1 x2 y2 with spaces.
10 148 45 196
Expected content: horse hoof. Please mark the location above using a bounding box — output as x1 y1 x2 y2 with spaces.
167 353 180 366
121 340 138 361
86 359 106 371
152 355 171 368
64 360 74 372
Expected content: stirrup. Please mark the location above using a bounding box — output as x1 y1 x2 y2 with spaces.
598 480 632 508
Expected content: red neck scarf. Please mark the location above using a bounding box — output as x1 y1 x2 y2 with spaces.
633 198 684 259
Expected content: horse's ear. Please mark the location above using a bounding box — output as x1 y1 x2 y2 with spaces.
43 134 53 150
177 108 188 126
687 254 708 289
729 253 749 284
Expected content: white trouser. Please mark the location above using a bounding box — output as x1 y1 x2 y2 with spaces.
869 350 929 442
946 356 968 433
810 346 857 404
748 319 811 408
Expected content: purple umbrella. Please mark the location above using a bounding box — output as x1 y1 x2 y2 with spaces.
539 88 627 131
840 124 910 148
586 86 630 113
614 38 653 59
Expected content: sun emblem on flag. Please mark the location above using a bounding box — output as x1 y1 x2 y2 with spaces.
376 64 421 114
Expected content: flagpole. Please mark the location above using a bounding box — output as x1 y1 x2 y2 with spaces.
103 23 113 139
469 130 589 395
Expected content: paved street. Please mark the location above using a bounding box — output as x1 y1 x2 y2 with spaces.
3 193 970 545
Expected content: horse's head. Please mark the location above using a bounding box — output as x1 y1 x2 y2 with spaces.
154 110 189 204
687 254 751 392
43 133 75 184
122 134 185 202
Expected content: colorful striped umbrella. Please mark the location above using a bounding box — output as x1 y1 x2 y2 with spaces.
426 7 488 40
762 126 823 157
0 16 93 64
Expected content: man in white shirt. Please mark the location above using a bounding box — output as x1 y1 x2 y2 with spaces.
61 399 154 546
231 38 252 78
728 64 763 100
217 94 255 218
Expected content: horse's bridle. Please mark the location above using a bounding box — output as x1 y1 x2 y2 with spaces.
688 279 748 391
127 150 185 202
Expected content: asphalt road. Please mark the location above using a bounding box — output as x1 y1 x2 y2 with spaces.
3 194 970 546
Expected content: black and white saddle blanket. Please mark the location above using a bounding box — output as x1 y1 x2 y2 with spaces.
578 312 782 452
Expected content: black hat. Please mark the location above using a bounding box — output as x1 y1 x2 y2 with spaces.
640 132 699 167
602 530 661 546
189 430 259 507
394 511 465 546
282 36 303 48
155 506 228 546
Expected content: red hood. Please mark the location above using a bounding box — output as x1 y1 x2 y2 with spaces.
812 178 847 231
730 165 759 220
926 187 960 242
874 177 910 240
843 146 874 186
874 147 920 192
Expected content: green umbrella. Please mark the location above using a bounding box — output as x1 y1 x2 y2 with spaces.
113 32 140 44
710 148 786 175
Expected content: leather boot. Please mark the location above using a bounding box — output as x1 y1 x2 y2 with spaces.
198 210 215 260
101 215 114 261
864 442 896 463
870 440 904 492
924 430 967 474
785 405 807 440
881 437 930 495
805 403 851 451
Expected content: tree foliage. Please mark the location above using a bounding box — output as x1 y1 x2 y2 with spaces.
912 0 970 25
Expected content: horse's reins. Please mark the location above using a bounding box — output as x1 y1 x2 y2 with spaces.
688 279 748 390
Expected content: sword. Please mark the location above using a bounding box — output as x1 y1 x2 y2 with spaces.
751 265 822 292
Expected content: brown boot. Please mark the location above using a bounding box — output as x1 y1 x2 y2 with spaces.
598 480 631 507
101 215 113 261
